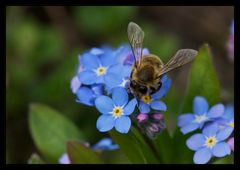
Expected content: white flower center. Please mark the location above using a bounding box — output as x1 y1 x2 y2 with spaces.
110 106 123 118
204 136 217 149
194 114 208 123
95 66 107 76
119 78 129 87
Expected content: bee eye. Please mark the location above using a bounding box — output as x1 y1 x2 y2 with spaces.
139 86 147 94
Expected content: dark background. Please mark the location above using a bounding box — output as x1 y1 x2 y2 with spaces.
6 6 234 163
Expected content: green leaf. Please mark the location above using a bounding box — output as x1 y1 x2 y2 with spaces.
152 130 174 163
183 43 221 112
67 140 103 164
173 44 221 163
109 127 159 164
28 153 45 164
212 155 234 164
29 103 85 163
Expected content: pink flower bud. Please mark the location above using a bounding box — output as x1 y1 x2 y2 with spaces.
137 113 149 123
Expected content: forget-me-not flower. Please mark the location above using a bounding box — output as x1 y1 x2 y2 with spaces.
137 75 171 114
59 137 119 164
178 96 225 134
78 47 120 85
95 87 137 133
186 123 231 164
76 84 104 106
92 137 119 151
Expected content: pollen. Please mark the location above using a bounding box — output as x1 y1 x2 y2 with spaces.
141 95 151 104
204 136 217 149
95 66 107 76
112 106 123 118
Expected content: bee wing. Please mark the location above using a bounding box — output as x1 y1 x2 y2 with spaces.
159 49 198 76
127 22 145 67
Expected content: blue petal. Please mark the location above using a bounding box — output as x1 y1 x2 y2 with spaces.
161 74 168 83
90 48 104 55
212 142 231 157
207 104 224 118
108 64 131 79
104 73 122 89
71 76 81 94
80 53 100 69
95 75 105 84
91 84 103 96
107 144 119 150
202 123 218 137
108 64 124 74
152 77 171 99
115 116 131 133
76 87 95 106
112 87 128 106
120 65 132 77
78 70 97 85
216 126 234 141
138 102 150 114
99 50 116 67
95 96 114 114
222 104 234 120
96 115 115 132
114 45 130 64
186 134 205 151
180 123 199 134
59 153 70 164
92 138 112 150
193 96 209 115
193 148 212 164
124 98 137 115
150 100 167 111
178 114 195 127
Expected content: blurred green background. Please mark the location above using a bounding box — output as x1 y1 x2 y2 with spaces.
6 6 234 163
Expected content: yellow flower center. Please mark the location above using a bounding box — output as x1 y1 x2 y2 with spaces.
96 66 106 76
229 121 234 127
112 106 123 118
141 95 151 104
204 136 217 148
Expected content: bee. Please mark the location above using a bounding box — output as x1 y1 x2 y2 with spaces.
127 22 198 99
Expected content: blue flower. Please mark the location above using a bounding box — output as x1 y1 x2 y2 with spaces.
214 104 234 139
105 64 132 91
186 123 231 164
59 153 70 164
58 137 119 164
178 96 225 134
78 47 119 85
76 84 103 106
137 75 171 114
95 87 137 133
92 137 119 151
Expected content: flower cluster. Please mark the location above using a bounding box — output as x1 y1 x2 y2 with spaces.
71 44 171 136
177 96 234 164
59 137 119 164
